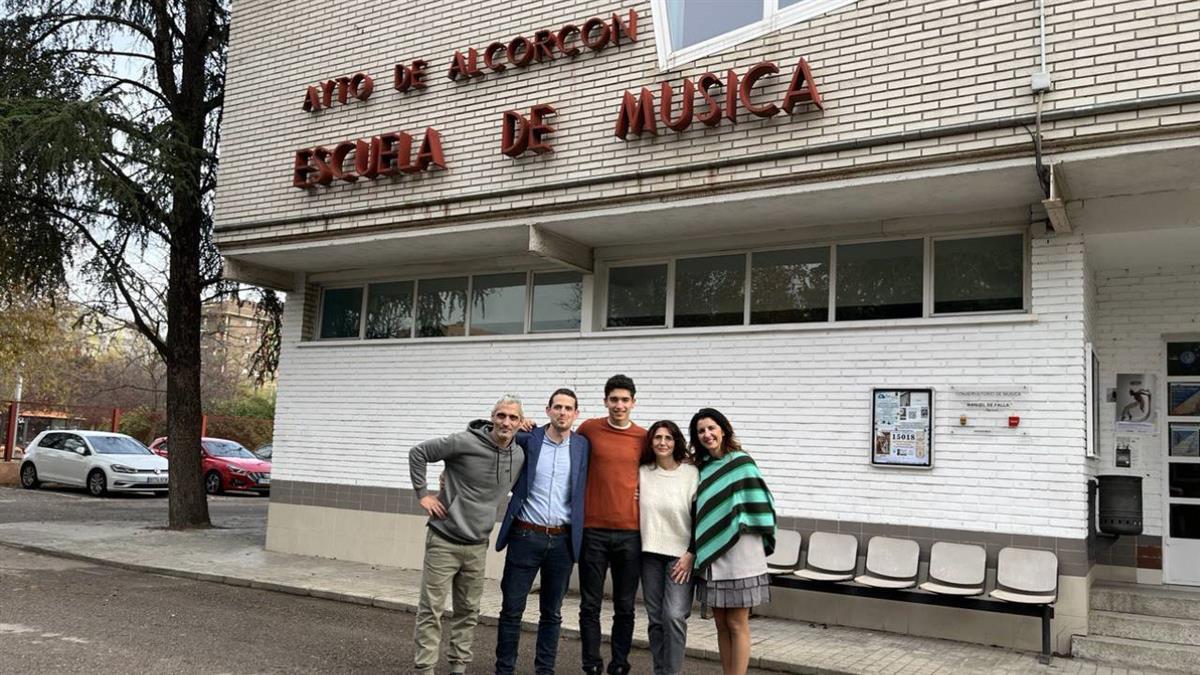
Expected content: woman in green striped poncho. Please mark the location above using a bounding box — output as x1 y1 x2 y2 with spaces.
689 408 776 675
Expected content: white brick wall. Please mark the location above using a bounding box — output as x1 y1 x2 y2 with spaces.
270 233 1092 538
214 0 1200 244
1093 263 1200 536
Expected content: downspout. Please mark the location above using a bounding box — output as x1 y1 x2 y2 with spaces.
1032 0 1053 198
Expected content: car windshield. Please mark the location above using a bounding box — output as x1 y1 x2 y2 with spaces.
89 436 154 455
205 440 256 459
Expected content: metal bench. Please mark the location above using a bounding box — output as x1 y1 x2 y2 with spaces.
768 531 1058 664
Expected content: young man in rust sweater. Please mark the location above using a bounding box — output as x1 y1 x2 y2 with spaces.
577 374 646 675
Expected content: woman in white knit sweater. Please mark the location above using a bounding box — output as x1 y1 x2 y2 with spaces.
638 420 699 675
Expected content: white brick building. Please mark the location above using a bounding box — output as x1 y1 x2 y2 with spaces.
215 0 1200 656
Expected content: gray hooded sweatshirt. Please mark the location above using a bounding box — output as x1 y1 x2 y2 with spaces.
409 419 525 545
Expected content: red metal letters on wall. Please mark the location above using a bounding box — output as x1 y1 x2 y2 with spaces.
292 128 446 189
614 59 823 139
301 73 374 112
447 9 637 81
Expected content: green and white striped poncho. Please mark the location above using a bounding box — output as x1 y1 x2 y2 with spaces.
692 450 777 571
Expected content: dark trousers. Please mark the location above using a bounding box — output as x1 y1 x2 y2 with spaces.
495 527 574 675
579 528 642 675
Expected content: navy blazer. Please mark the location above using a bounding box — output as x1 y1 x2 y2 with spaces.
495 425 589 561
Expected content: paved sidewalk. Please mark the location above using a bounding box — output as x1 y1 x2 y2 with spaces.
0 520 1159 674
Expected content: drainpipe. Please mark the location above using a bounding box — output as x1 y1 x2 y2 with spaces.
1031 0 1054 198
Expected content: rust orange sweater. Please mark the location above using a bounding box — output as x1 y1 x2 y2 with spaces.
578 417 645 530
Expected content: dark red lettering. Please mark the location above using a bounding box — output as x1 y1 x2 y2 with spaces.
302 86 321 112
533 30 556 62
527 104 556 154
581 17 610 50
614 88 657 139
610 9 638 45
410 60 428 89
448 49 482 80
660 80 694 132
349 73 373 101
415 128 447 170
724 69 739 124
695 72 722 126
507 36 534 67
781 58 823 112
501 110 530 157
292 150 315 187
484 42 508 71
740 62 780 118
556 24 580 56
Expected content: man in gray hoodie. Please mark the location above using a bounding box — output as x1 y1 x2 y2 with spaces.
409 395 526 675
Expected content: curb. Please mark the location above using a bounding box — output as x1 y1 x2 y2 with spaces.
0 540 826 674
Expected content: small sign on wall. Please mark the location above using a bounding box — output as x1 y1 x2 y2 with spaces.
871 388 933 469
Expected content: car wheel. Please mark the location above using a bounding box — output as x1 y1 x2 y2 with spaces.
87 470 107 497
19 463 39 489
204 471 223 495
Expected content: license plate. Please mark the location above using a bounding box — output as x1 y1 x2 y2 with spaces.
258 477 271 485
148 476 167 484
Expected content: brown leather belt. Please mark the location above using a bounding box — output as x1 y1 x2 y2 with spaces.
514 518 569 535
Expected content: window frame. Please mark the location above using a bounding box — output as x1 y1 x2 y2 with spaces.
529 270 586 334
316 284 368 341
928 230 1031 317
364 279 418 340
650 0 858 71
602 259 674 331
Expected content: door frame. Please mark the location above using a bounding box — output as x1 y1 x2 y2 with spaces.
1163 334 1200 586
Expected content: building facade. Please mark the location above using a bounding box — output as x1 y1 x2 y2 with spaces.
214 0 1200 655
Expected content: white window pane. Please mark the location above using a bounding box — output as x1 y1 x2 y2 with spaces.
779 0 805 7
320 287 362 338
751 247 829 324
607 264 667 328
835 239 924 321
675 254 746 327
934 235 1024 314
416 277 467 337
531 272 582 332
470 273 527 336
667 0 763 50
365 281 414 339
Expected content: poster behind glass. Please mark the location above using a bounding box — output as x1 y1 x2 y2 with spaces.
871 388 933 468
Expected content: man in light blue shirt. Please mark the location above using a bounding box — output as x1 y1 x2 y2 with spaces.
519 427 573 527
495 388 590 675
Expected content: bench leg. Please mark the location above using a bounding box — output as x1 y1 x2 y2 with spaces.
1039 605 1052 665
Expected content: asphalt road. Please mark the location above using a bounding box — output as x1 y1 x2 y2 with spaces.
0 483 268 528
0 488 774 674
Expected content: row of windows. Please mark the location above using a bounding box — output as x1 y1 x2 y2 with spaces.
316 233 1025 340
605 234 1025 329
319 271 583 339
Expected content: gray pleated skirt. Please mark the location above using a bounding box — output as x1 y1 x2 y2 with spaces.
699 573 772 609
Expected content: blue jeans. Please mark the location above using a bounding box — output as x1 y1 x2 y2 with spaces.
495 527 574 675
579 528 642 675
640 553 694 675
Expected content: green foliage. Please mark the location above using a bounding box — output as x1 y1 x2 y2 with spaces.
211 387 276 420
118 405 163 445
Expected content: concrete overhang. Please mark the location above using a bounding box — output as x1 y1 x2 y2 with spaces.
220 138 1200 286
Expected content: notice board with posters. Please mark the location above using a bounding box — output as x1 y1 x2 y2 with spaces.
871 388 934 468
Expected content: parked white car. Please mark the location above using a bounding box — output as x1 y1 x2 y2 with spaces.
19 430 169 497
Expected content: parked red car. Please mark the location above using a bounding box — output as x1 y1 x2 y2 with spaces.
148 436 271 495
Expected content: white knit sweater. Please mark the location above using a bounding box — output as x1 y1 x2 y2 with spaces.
638 463 699 557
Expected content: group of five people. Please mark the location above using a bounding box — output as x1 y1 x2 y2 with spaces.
408 374 776 675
